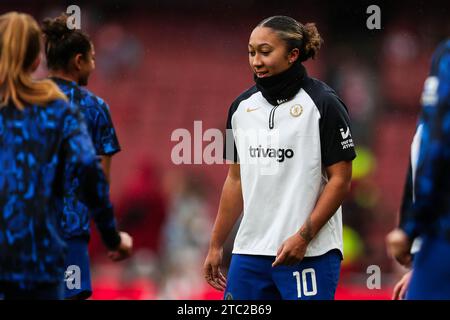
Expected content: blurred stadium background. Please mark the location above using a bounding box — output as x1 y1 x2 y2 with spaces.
3 0 449 299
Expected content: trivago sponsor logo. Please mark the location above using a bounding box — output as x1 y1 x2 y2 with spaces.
249 145 294 163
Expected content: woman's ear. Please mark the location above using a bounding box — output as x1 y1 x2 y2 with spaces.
288 48 300 64
73 53 83 71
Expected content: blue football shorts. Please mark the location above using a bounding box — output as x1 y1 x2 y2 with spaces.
407 235 450 300
63 237 92 300
224 249 342 300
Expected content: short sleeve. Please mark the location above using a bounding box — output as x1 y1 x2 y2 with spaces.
319 92 357 167
223 102 239 163
93 102 121 156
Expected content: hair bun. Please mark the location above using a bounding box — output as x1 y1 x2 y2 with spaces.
300 23 323 62
41 15 70 42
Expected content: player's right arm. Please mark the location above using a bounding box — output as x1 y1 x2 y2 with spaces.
392 270 413 300
98 155 133 261
100 155 112 183
61 105 132 260
203 163 243 291
90 100 131 260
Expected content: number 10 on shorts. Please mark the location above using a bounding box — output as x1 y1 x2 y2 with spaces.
293 268 317 298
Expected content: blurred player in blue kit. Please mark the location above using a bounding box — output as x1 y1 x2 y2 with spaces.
0 12 128 300
41 13 132 299
387 39 450 300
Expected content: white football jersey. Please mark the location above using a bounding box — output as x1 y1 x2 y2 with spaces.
225 76 356 257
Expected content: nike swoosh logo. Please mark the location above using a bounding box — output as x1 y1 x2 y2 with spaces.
246 107 260 112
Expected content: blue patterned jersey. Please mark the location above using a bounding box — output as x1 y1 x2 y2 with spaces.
0 99 119 287
51 77 121 239
399 122 423 227
401 39 450 240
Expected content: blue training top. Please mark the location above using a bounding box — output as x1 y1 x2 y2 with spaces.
401 39 450 240
51 77 121 240
0 98 119 288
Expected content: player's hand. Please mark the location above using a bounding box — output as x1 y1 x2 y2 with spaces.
272 233 308 267
386 228 412 267
392 270 412 300
203 246 227 291
108 231 133 262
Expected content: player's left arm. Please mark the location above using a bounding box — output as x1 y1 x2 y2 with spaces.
300 160 353 241
273 161 352 266
273 89 355 267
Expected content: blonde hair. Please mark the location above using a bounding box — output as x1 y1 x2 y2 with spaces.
0 12 66 110
258 16 323 62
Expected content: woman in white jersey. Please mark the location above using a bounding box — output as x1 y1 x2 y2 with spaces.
203 16 356 300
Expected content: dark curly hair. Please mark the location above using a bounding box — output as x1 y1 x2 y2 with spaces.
41 13 92 71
